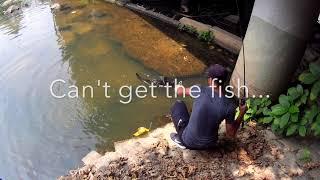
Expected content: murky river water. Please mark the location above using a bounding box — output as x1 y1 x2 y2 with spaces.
0 0 211 179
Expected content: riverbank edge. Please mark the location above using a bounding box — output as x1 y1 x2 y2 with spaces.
103 0 242 54
58 122 320 179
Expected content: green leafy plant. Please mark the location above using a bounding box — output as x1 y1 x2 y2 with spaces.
178 25 214 43
299 63 320 136
299 148 312 162
263 63 320 137
235 97 272 122
299 62 320 101
197 31 214 42
234 63 319 137
265 84 309 136
178 24 197 35
306 105 320 136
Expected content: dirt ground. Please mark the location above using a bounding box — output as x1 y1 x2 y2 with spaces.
58 121 320 179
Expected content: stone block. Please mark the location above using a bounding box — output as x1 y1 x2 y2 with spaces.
179 17 242 54
82 151 102 166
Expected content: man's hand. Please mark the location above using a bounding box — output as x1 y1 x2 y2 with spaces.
225 102 248 138
175 86 191 97
239 103 248 116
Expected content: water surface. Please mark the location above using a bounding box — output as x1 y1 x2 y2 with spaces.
0 0 206 179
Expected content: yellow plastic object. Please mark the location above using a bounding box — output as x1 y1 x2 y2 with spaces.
133 127 150 137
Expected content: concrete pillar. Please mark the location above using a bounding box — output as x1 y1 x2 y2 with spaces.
230 0 320 98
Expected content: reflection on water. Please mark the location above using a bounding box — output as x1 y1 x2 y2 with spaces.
0 0 204 179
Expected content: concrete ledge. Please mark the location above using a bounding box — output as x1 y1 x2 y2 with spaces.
179 17 242 54
124 3 180 27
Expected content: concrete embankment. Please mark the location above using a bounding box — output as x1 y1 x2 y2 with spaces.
58 122 320 179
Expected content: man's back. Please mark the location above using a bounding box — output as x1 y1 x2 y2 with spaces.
182 86 236 149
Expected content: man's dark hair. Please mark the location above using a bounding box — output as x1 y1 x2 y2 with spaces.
206 64 228 83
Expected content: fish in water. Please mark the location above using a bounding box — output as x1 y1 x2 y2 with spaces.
136 73 175 87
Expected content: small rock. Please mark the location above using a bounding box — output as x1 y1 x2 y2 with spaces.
209 45 215 50
115 0 129 6
237 169 246 177
136 160 144 166
180 43 187 47
218 120 226 135
4 5 20 15
82 151 102 166
247 121 257 127
149 169 159 177
1 0 20 7
50 3 60 10
246 165 256 174
104 0 116 3
22 1 28 7
238 148 253 165
229 163 239 176
270 146 284 160
156 141 168 156
88 172 96 180
253 167 277 180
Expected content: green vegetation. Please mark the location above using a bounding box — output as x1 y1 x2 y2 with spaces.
238 63 320 137
178 24 197 35
265 63 320 137
197 31 214 42
299 148 312 162
266 84 309 136
299 63 320 136
299 62 320 101
236 97 271 122
178 24 214 43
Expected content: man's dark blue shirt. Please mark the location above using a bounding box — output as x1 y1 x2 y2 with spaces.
182 86 236 149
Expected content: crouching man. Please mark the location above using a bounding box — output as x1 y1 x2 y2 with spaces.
170 64 247 149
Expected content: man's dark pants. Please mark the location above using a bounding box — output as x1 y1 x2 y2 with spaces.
170 100 190 144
